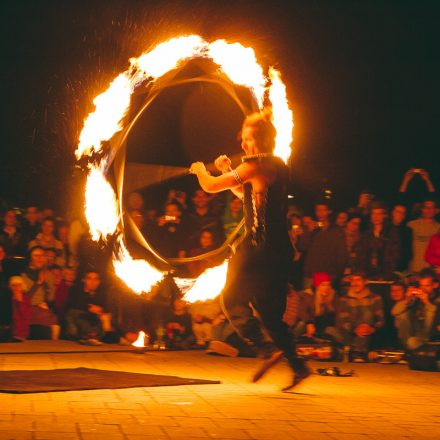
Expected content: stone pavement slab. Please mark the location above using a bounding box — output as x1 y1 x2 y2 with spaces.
0 343 439 439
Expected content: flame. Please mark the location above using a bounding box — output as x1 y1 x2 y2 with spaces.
269 68 293 163
85 164 120 241
132 331 147 348
177 261 229 303
113 238 164 294
75 73 135 159
131 35 206 79
76 35 294 297
208 40 266 108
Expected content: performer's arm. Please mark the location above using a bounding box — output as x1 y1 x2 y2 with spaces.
189 161 253 194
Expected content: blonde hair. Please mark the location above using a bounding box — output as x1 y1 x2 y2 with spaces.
242 109 276 153
9 276 27 291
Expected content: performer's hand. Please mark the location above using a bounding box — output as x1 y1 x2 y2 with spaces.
214 155 231 173
189 162 206 175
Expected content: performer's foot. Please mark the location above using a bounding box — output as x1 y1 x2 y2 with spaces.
282 365 311 392
251 350 284 383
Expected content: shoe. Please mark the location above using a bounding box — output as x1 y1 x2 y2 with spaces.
252 350 284 382
80 338 103 346
10 337 25 343
352 356 366 363
207 340 239 357
282 365 311 392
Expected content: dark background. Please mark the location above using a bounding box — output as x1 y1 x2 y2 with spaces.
1 0 439 214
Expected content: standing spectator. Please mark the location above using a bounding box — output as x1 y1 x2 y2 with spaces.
392 270 438 350
425 232 440 277
0 209 26 257
355 202 401 279
188 190 224 248
335 211 348 228
326 273 385 362
9 276 31 341
65 270 109 345
407 198 440 273
300 201 347 287
398 168 436 215
391 204 413 272
344 213 362 275
21 246 59 340
21 206 40 243
28 218 64 265
354 190 374 229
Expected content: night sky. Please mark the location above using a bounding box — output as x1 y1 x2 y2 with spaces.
1 0 439 213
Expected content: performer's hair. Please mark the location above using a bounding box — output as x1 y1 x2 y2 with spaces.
242 109 276 153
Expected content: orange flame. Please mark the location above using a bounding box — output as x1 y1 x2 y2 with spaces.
132 331 147 348
208 40 266 108
177 261 229 303
84 164 119 241
77 35 294 298
269 68 293 163
113 237 164 294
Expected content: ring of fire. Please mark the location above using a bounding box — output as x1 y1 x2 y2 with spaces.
75 35 294 302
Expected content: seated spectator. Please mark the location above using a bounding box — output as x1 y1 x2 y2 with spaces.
56 221 72 267
10 276 31 341
354 201 400 280
152 201 189 258
407 198 440 273
21 246 59 340
206 312 257 358
222 196 243 237
326 272 385 362
311 272 337 334
52 265 76 324
65 270 110 345
391 204 413 272
186 229 219 278
21 206 41 243
164 297 194 349
0 244 12 336
28 218 64 265
189 298 222 347
283 285 314 340
391 270 438 351
0 209 26 257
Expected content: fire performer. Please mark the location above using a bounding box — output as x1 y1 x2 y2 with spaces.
189 111 310 390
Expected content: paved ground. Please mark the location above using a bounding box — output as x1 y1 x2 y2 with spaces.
0 341 439 440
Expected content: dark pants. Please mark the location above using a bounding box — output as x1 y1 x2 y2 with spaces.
221 241 304 370
65 309 103 340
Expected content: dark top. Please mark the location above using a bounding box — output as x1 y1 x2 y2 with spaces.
222 156 292 299
67 285 106 312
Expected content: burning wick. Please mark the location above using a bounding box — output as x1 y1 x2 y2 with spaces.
132 331 148 353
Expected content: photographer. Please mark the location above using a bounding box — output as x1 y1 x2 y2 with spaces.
391 270 438 350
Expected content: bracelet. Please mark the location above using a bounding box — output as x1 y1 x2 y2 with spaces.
231 169 243 185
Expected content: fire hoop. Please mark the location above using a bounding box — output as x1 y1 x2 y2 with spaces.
75 35 294 301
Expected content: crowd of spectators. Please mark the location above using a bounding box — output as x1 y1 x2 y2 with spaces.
0 167 439 364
